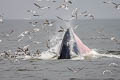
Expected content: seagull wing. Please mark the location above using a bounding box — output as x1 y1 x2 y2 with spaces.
34 3 41 8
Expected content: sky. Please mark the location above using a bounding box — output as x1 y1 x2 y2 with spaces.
0 0 120 19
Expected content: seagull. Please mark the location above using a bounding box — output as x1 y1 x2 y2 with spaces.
56 3 69 10
0 39 2 42
103 70 112 75
43 19 56 26
0 30 14 37
33 14 40 16
46 40 50 49
17 28 40 42
112 2 120 10
103 1 120 10
58 26 64 32
71 8 87 20
52 0 57 2
46 0 57 2
84 13 95 20
79 10 87 16
3 51 10 58
34 3 41 8
74 25 79 30
32 28 40 32
103 1 112 4
110 36 120 44
56 16 64 21
37 0 42 1
58 29 64 32
0 15 3 23
40 6 50 9
33 49 41 56
29 21 38 27
27 10 37 14
83 11 95 20
71 8 79 20
34 3 50 9
64 0 72 4
56 0 72 10
56 16 69 22
17 45 31 56
37 0 56 2
32 41 41 44
27 10 37 16
68 1 72 4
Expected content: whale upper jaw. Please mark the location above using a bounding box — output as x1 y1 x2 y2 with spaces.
58 29 71 59
58 28 93 59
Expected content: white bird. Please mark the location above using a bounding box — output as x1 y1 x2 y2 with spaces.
0 14 3 23
27 10 37 14
40 6 50 10
83 11 95 20
29 21 38 27
34 3 50 9
23 45 30 51
86 13 95 20
0 30 14 38
103 70 112 75
71 8 79 20
103 1 112 4
37 0 42 1
71 8 88 20
64 0 72 4
43 19 56 26
17 31 30 42
103 1 120 10
33 41 42 44
79 11 87 16
108 63 118 67
0 39 2 42
112 2 120 10
56 3 69 10
56 16 69 22
33 28 40 32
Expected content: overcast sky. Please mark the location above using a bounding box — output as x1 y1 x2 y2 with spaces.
0 0 120 19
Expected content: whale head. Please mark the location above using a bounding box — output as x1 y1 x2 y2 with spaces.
58 28 92 59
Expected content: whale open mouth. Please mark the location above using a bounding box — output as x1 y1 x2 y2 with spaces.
37 27 95 60
58 28 92 59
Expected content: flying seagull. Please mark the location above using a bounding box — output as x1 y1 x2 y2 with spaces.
34 3 50 9
56 16 69 22
103 1 120 10
43 19 56 26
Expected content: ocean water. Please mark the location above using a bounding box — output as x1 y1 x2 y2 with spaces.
0 19 120 80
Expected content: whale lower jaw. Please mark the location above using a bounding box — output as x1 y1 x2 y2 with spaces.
15 50 120 60
14 49 100 60
28 50 99 60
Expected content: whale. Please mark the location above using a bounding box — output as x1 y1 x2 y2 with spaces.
58 28 92 59
31 27 98 60
14 27 120 60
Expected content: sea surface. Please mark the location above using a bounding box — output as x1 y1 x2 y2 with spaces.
0 19 120 80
